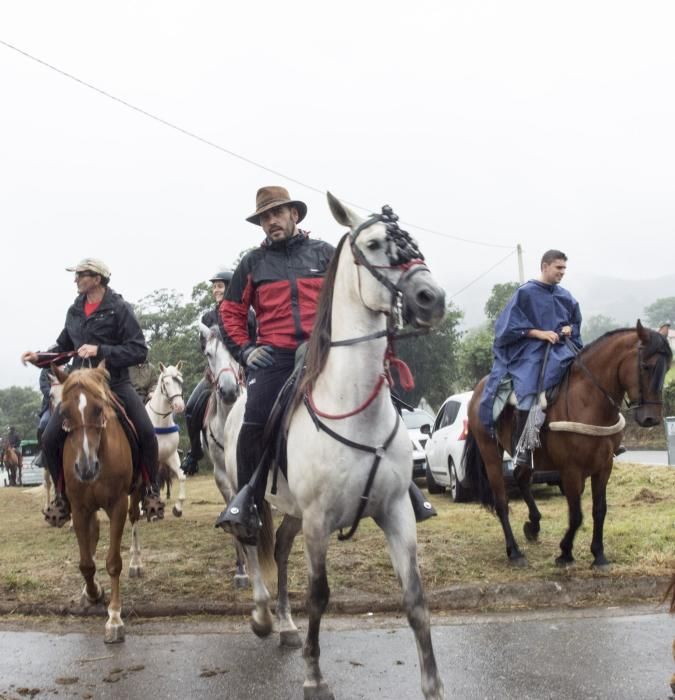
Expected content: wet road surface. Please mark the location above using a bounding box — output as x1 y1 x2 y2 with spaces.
0 605 672 699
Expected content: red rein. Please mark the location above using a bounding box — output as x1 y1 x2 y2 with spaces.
306 344 415 420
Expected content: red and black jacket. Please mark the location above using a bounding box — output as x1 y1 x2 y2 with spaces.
221 231 335 363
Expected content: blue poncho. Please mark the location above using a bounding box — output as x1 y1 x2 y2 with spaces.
478 280 582 432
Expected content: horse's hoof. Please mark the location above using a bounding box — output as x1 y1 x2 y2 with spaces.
591 560 611 572
172 505 182 518
129 565 144 578
523 522 539 542
555 556 575 568
81 586 105 608
280 630 303 648
251 616 273 638
104 623 125 644
233 574 249 589
303 681 335 700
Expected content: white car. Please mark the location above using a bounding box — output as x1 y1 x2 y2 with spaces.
424 391 560 502
401 407 435 480
19 440 44 486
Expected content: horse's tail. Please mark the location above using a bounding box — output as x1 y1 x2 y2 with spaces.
256 501 276 583
158 463 173 496
462 430 495 510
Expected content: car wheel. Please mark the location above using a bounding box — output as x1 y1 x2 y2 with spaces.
449 460 470 503
425 460 445 494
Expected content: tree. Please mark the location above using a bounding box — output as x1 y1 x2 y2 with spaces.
484 282 519 325
0 386 42 440
582 314 618 343
394 303 463 412
643 297 675 328
456 324 494 390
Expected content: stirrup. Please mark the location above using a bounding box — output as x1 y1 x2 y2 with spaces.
143 487 165 522
43 494 70 528
214 484 262 546
409 484 437 523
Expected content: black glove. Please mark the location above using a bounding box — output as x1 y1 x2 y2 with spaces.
241 345 275 369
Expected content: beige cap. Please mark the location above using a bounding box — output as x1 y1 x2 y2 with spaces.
66 258 111 278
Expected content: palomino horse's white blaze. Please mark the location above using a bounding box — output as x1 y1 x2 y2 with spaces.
200 325 249 588
221 194 446 699
146 362 185 517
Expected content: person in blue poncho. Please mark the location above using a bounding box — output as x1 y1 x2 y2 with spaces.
479 249 582 468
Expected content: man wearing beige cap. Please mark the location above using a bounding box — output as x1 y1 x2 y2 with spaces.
21 258 164 526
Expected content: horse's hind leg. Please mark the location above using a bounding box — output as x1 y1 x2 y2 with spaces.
72 508 104 608
590 470 611 569
167 452 186 517
275 514 302 648
556 474 584 567
244 543 274 638
233 540 249 588
377 503 444 700
104 497 128 643
302 523 334 700
128 496 144 578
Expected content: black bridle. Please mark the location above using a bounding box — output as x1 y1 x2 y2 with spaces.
565 336 667 414
148 372 184 418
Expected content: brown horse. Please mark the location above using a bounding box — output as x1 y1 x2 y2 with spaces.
464 320 672 568
1 442 22 486
53 362 143 643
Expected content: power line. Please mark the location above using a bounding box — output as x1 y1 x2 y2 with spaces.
449 248 518 300
0 38 513 250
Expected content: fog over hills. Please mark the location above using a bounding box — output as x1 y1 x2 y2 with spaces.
450 272 675 332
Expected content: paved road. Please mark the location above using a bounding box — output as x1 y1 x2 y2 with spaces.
616 450 670 465
1 606 673 699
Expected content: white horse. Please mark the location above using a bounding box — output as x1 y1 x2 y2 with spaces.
199 324 249 587
220 193 447 699
145 362 186 516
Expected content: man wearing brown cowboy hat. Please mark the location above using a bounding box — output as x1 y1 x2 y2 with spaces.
215 187 436 545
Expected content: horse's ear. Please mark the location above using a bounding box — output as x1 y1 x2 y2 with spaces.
327 191 362 230
159 362 166 372
199 323 211 343
52 363 68 385
176 360 184 370
48 372 58 385
636 319 649 343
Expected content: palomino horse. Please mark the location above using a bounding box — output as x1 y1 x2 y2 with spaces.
464 321 672 567
52 362 144 643
145 362 185 516
220 194 446 700
199 323 248 587
1 442 21 486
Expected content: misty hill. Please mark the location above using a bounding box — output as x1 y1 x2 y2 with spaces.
452 272 675 331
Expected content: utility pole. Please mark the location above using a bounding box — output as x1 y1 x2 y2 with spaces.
516 244 524 284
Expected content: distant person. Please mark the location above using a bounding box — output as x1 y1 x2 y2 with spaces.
21 258 164 527
180 270 234 476
479 250 583 468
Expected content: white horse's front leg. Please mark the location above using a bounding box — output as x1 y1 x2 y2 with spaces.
245 543 273 638
275 514 302 647
167 452 185 517
128 522 144 578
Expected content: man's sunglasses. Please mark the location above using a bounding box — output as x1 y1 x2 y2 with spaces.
75 271 96 278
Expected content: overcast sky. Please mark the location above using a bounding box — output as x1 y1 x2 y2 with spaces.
1 1 674 390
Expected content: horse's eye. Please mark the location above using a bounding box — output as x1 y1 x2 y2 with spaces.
366 240 382 251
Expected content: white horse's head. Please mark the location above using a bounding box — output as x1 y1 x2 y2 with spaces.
157 362 185 414
199 323 242 405
327 192 446 328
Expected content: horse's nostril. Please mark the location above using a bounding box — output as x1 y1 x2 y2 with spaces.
416 289 435 307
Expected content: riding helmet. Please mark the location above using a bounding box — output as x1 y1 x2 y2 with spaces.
210 270 234 284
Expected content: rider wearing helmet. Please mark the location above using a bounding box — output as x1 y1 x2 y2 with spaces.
180 270 234 476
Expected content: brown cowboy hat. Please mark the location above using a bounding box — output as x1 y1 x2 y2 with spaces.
246 186 307 226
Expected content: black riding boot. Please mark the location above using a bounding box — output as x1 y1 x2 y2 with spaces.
180 382 210 475
215 423 267 545
513 408 532 470
409 482 437 522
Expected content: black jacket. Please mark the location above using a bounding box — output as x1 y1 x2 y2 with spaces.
52 287 148 386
